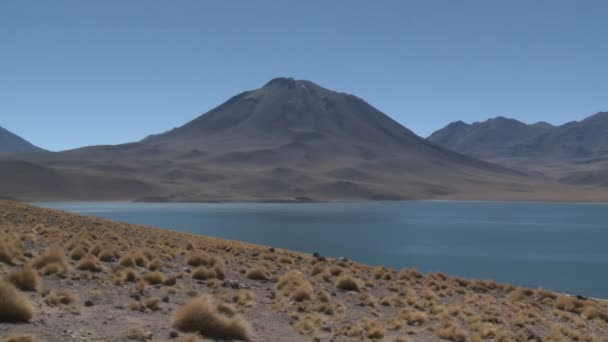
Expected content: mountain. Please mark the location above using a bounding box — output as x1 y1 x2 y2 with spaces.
1 78 606 202
0 126 45 153
428 112 608 186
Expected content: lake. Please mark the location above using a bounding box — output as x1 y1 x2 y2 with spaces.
34 201 608 298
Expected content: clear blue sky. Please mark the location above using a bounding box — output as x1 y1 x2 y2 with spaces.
1 1 607 151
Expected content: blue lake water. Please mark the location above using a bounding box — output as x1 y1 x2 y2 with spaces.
34 201 608 298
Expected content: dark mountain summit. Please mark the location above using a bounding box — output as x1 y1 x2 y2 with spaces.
1 78 604 202
0 126 45 153
143 77 430 158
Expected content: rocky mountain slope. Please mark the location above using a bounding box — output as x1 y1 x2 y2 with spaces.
0 126 45 153
428 112 608 186
1 78 606 202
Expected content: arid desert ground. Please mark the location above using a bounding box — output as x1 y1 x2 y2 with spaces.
1 200 607 342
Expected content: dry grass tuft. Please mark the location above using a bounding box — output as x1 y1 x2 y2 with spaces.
436 321 467 342
178 334 202 342
98 249 117 262
1 333 38 342
142 271 165 285
555 295 584 313
69 246 87 260
581 306 608 322
0 281 34 322
276 271 313 302
44 289 79 307
76 255 104 272
335 275 361 292
5 265 40 291
246 265 268 280
192 266 219 280
172 294 251 341
31 248 69 274
0 234 21 265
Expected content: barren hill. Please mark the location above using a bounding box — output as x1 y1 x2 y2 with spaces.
1 78 606 202
428 112 608 186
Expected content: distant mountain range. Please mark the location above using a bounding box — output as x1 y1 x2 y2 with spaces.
428 112 608 186
1 78 606 202
0 126 45 153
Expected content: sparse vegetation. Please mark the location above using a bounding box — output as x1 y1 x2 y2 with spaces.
0 281 34 322
76 255 104 272
31 247 69 274
245 265 268 280
5 265 39 291
0 200 606 341
2 333 38 342
172 294 251 341
335 275 361 292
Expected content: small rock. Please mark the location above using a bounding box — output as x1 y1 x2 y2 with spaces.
268 247 275 253
169 331 179 339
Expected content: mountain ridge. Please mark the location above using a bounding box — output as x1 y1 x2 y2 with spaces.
428 112 608 187
0 126 46 153
1 78 606 202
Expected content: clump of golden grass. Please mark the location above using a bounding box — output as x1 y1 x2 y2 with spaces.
0 234 22 265
0 281 34 322
507 287 531 302
125 328 153 340
144 297 162 311
172 294 251 341
5 265 39 291
276 270 313 302
118 254 136 268
186 251 215 267
310 263 325 276
581 305 608 322
178 334 202 342
31 248 69 275
76 255 104 272
555 295 584 313
535 288 557 301
186 252 225 279
335 275 361 292
192 267 219 280
292 313 325 335
44 289 79 307
142 271 165 285
114 268 138 285
69 246 87 260
436 320 466 342
233 290 255 309
398 268 421 281
148 258 161 271
404 309 428 326
98 248 117 262
1 333 38 342
333 318 386 340
245 265 268 280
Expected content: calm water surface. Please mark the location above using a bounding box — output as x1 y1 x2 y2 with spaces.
34 201 608 298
